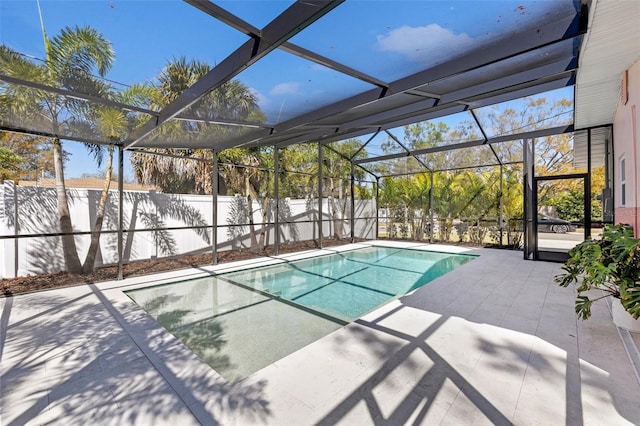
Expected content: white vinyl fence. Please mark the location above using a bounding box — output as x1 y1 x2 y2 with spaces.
0 181 376 278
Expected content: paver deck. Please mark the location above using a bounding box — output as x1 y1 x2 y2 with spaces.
2 242 639 425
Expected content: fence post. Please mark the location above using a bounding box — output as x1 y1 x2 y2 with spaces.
499 164 504 248
350 163 355 243
274 146 280 256
318 142 323 249
117 146 124 280
430 172 434 243
212 149 218 265
375 177 379 240
13 181 19 278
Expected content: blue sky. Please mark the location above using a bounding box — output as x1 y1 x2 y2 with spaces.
1 0 575 179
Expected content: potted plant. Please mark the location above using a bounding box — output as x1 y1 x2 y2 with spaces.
555 223 640 331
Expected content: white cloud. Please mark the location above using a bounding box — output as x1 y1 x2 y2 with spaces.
270 82 301 96
249 87 268 107
376 24 475 62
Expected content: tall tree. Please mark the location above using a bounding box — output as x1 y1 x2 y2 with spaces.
221 146 271 251
0 131 55 181
131 57 262 195
0 147 23 182
129 57 268 251
380 174 430 240
378 96 576 242
81 83 154 272
0 27 114 273
322 140 367 240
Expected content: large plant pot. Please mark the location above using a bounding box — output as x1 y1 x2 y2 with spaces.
612 301 640 333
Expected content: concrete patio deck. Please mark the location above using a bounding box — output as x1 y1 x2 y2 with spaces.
1 242 639 425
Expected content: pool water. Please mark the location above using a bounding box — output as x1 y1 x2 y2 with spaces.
126 246 475 381
221 246 474 321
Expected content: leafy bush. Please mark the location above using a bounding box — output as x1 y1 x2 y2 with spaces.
555 224 640 320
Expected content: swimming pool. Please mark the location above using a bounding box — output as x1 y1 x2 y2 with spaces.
126 246 475 381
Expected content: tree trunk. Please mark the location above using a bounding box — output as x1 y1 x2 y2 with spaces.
53 138 82 273
257 197 269 250
83 145 113 273
243 175 259 252
247 194 259 251
329 195 343 240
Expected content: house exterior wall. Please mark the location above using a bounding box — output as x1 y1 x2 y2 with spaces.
613 59 640 236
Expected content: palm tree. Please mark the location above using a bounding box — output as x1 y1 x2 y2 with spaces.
81 83 155 272
220 147 270 251
1 27 114 273
322 140 366 240
129 57 266 254
131 56 261 195
404 173 431 240
430 171 465 241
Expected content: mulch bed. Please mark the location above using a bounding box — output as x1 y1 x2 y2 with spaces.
0 238 516 297
0 238 357 297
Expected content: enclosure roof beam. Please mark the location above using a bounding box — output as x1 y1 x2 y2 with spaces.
0 124 113 148
351 74 574 134
489 145 502 165
239 72 571 152
351 129 381 161
278 43 389 90
267 105 467 151
487 124 574 144
440 57 577 105
469 108 502 166
129 144 377 180
378 170 433 179
377 160 523 177
0 74 156 116
301 68 572 138
384 130 433 172
128 148 212 163
335 97 439 131
218 11 584 149
356 164 378 180
322 143 377 180
332 59 576 133
355 148 449 166
171 116 270 129
1 74 278 131
355 125 574 165
470 109 489 143
185 0 389 89
125 0 344 150
1 74 273 130
433 160 523 173
271 126 377 151
323 143 355 164
183 0 260 35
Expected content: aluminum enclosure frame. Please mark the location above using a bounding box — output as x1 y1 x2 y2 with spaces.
0 1 594 277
